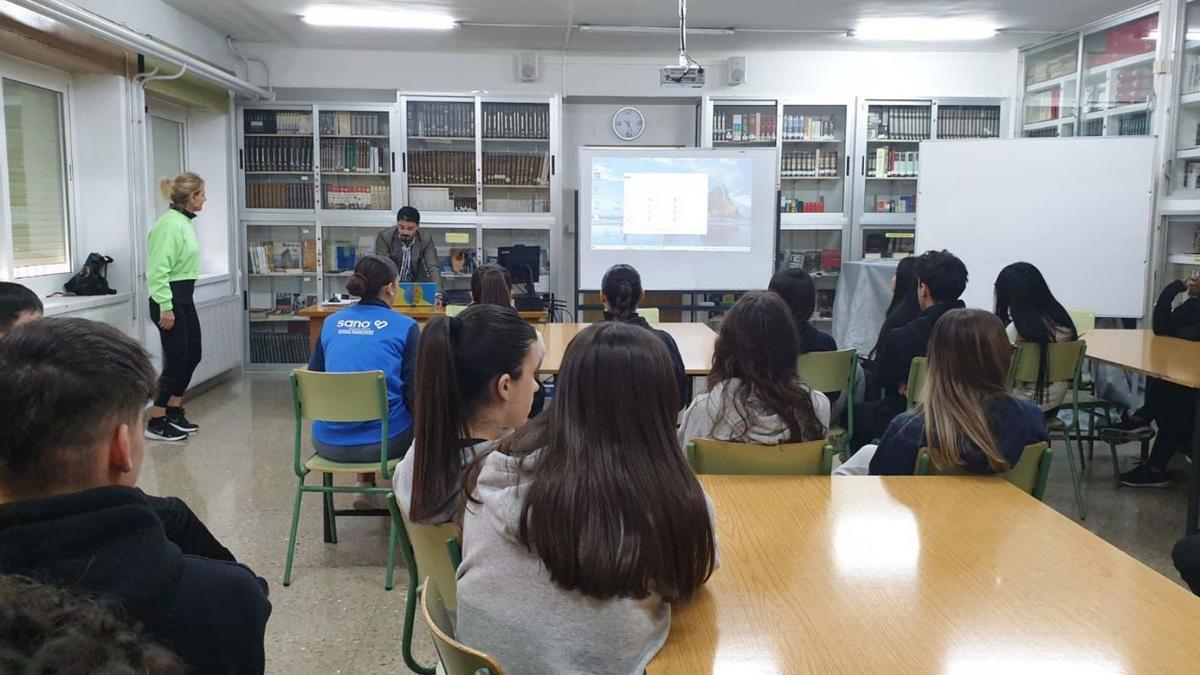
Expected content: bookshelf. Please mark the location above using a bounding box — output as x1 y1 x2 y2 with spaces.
245 222 319 364
1022 39 1080 138
404 98 478 216
241 107 316 212
1080 13 1157 137
779 102 854 230
710 100 778 147
481 101 552 215
1173 2 1200 198
318 108 395 215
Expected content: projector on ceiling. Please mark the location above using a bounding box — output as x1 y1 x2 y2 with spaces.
659 65 705 88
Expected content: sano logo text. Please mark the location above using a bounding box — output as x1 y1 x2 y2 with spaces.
336 319 388 330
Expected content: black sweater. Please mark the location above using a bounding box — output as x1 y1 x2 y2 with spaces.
874 300 966 401
1153 280 1200 342
0 486 271 674
603 312 691 408
798 321 837 354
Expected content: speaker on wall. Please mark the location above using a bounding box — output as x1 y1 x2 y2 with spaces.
728 56 746 86
517 51 540 82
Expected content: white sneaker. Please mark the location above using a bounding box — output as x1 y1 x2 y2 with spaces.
352 483 385 510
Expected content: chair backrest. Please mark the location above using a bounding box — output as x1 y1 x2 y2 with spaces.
798 348 856 394
687 438 832 475
638 307 660 324
421 577 505 675
445 304 468 318
399 508 461 612
290 369 390 476
1067 309 1095 336
1008 340 1086 388
906 357 928 410
914 442 1054 501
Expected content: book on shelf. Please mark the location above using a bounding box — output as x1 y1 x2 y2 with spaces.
481 195 550 213
781 114 837 141
246 137 313 172
273 292 294 314
407 102 474 138
408 150 475 185
274 241 302 273
712 109 777 143
1025 88 1062 125
324 184 390 210
779 196 826 214
783 249 841 274
244 110 312 135
319 111 384 136
482 104 549 139
320 138 387 173
868 147 919 178
937 106 1001 139
482 150 551 186
303 241 317 272
247 180 314 209
781 149 839 178
867 106 931 141
872 195 916 213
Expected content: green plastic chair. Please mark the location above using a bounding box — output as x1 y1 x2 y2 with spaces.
393 496 462 675
1008 340 1089 519
914 442 1054 501
445 304 468 318
686 438 833 475
421 577 506 675
284 370 403 590
905 356 928 411
638 307 660 324
798 348 857 455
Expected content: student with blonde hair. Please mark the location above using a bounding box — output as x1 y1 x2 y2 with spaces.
145 172 206 442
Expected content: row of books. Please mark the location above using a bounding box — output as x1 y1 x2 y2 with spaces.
482 151 550 186
324 237 376 273
1085 16 1156 69
319 111 386 137
483 104 549 139
784 248 842 274
1181 160 1200 190
713 111 777 143
481 196 551 213
249 330 310 364
245 110 312 136
1025 127 1059 138
869 148 919 178
779 197 827 214
245 137 313 173
1113 64 1153 105
247 240 317 274
781 114 838 141
1025 88 1064 124
1025 50 1077 87
937 106 1002 139
247 181 314 209
408 103 474 138
409 187 477 213
1185 53 1200 97
323 185 391 210
864 232 916 260
781 150 839 178
1118 112 1151 136
319 138 387 173
867 106 931 141
871 195 916 213
408 150 475 185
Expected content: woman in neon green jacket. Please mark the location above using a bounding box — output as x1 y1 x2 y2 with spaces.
146 172 205 442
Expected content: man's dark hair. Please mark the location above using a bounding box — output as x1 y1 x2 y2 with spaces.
915 249 968 303
0 282 42 334
0 574 185 674
396 206 421 224
0 318 156 489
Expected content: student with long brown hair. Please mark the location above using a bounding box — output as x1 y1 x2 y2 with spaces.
456 322 717 672
679 291 828 445
393 303 542 525
868 308 1049 475
469 263 513 307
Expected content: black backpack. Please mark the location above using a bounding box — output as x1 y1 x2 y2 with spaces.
64 253 117 296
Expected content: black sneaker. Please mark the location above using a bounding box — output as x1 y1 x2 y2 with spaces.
166 407 199 433
145 416 189 442
1111 416 1152 434
1119 463 1169 488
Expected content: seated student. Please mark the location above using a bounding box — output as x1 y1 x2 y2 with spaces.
0 281 42 335
456 322 717 673
601 264 690 407
679 291 829 445
768 268 836 354
0 574 185 674
308 255 420 508
1117 272 1200 487
0 318 271 674
868 309 1049 475
864 256 921 392
994 262 1078 413
470 263 514 307
852 250 968 449
394 304 542 525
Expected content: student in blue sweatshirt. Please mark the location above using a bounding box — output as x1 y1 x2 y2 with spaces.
308 255 420 508
869 308 1049 476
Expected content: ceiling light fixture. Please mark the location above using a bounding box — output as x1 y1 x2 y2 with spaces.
851 18 997 41
578 24 734 36
301 6 457 30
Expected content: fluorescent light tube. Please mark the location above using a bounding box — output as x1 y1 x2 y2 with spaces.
302 6 457 30
852 18 997 41
578 24 735 36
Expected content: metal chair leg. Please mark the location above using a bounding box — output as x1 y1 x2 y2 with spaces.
322 473 338 544
283 479 305 587
1060 430 1087 520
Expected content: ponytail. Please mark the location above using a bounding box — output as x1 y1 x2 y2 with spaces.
161 172 204 209
346 255 397 299
601 264 643 320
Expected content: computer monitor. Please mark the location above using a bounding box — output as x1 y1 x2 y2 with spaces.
497 245 541 290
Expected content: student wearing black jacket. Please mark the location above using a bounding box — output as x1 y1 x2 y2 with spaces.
600 264 691 408
851 250 968 450
0 318 271 674
768 268 837 354
1118 274 1200 487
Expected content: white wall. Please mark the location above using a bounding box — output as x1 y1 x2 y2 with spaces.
72 0 237 70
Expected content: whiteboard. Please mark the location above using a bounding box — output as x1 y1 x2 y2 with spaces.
916 137 1156 317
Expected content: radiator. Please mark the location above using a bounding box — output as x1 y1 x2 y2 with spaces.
191 296 243 386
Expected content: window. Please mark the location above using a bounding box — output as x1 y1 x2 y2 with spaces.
150 114 185 216
2 78 70 277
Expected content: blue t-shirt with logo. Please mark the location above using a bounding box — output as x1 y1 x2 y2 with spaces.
308 298 420 447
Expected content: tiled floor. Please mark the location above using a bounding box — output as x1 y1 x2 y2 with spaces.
144 372 1192 674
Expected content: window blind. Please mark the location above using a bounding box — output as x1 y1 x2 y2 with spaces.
4 79 69 277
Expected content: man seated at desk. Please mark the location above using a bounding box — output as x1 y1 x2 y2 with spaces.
374 206 443 307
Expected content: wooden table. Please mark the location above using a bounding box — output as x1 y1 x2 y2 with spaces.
535 322 716 375
1085 329 1200 534
650 475 1200 673
296 304 547 351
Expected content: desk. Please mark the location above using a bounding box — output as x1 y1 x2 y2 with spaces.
296 304 547 351
1085 329 1200 534
536 323 716 375
650 475 1200 673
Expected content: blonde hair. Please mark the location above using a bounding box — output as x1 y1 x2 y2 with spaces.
920 308 1014 473
160 172 204 208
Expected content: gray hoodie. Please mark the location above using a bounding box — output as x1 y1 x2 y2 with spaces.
456 448 716 675
678 378 830 447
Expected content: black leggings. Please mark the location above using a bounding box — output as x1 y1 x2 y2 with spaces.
150 292 202 408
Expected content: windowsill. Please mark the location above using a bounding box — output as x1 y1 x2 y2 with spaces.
196 272 231 287
42 292 132 317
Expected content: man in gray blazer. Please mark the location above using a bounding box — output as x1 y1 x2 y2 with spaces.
374 206 443 305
